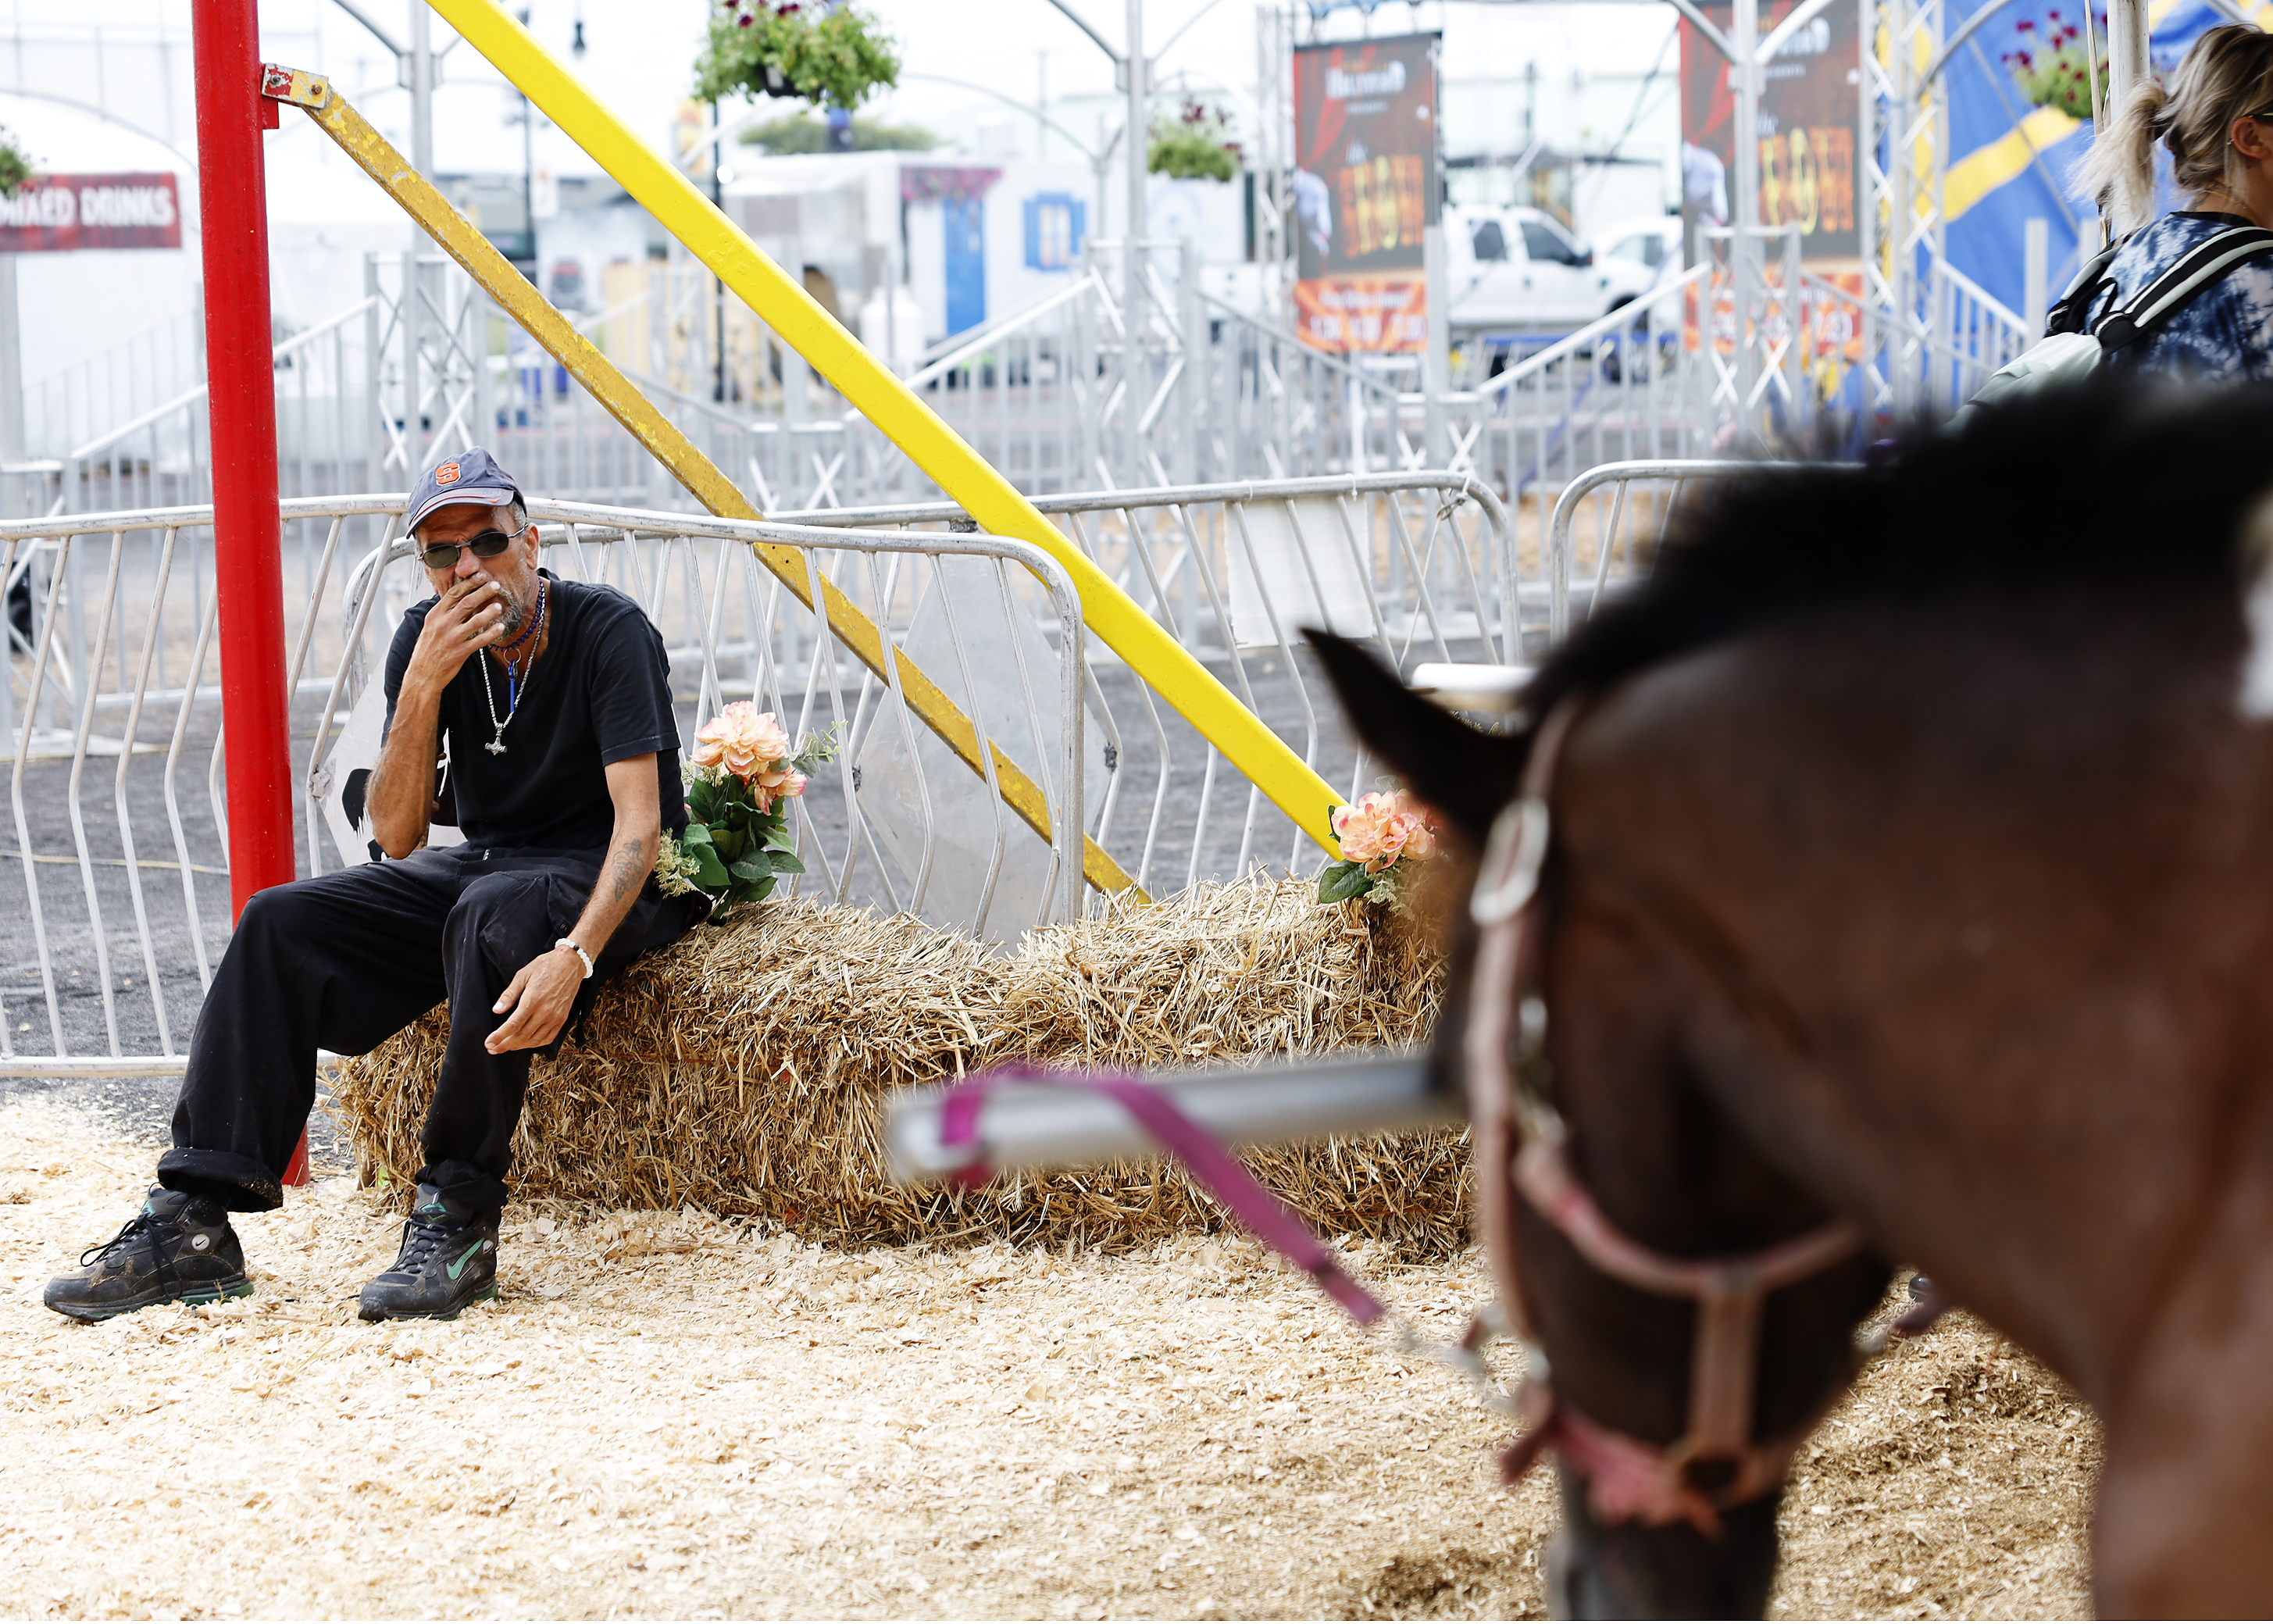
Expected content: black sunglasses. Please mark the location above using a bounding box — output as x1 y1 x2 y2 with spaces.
418 522 526 571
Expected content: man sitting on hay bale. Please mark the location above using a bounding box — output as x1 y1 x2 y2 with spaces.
45 448 707 1324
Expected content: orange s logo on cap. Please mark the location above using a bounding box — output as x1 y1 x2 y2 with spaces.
434 462 461 485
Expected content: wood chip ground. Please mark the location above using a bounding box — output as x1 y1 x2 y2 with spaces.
2 1102 2099 1620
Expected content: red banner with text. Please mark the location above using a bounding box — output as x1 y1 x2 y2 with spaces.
0 173 183 252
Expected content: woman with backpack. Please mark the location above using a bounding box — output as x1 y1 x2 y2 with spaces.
2073 24 2273 380
1968 27 2273 407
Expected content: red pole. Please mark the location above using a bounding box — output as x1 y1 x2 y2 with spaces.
192 2 307 1184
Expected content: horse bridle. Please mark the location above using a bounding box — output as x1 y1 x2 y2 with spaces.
1462 697 1869 1537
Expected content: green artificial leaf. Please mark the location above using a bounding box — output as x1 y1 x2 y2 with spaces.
766 848 806 876
691 846 730 891
1317 861 1376 905
794 722 843 769
686 779 721 821
680 820 716 851
762 825 800 854
712 826 748 862
730 853 774 884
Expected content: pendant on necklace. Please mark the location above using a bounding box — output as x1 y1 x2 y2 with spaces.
486 738 508 756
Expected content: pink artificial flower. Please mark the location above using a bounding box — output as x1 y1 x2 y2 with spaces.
751 764 807 815
688 701 793 783
1330 790 1441 875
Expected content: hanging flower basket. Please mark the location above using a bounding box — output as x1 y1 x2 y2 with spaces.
2002 11 2111 122
694 1 902 113
1148 98 1242 184
0 127 34 200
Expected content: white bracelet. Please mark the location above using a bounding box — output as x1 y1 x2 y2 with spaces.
555 937 594 980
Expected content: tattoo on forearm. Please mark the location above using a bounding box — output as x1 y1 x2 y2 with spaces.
606 836 650 905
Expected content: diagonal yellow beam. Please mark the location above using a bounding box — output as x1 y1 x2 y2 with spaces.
262 63 1136 898
421 0 1348 858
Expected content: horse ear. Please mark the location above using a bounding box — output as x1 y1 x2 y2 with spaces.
1305 629 1526 844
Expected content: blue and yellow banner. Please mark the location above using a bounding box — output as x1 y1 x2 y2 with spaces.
1944 0 2248 319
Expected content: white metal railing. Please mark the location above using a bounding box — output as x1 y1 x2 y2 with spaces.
1458 266 1714 497
1927 261 2033 412
1546 458 1867 640
784 470 1515 893
22 223 2036 545
1 494 1087 1076
53 296 387 517
25 308 205 470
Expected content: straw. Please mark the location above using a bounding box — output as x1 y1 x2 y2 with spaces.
329 880 1468 1256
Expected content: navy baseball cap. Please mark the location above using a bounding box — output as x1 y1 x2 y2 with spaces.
408 448 523 534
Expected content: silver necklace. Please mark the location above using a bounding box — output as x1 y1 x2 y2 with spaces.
475 580 548 756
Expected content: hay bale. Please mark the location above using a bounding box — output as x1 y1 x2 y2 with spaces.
329 880 1465 1255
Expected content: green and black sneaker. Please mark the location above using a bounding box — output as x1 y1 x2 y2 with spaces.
45 1187 253 1322
358 1184 498 1322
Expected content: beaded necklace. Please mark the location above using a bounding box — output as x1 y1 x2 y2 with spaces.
475 576 548 757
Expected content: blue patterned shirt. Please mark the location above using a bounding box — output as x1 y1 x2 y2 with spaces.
2092 211 2273 384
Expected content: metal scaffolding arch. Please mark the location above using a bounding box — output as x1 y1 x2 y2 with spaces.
1860 0 1950 419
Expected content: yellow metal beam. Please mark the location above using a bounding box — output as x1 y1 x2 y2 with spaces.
421 0 1347 858
266 63 1137 896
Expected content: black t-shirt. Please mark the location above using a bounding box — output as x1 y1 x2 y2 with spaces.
384 572 686 851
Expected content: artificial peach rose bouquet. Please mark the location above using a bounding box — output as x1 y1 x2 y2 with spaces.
1317 785 1440 905
656 702 837 912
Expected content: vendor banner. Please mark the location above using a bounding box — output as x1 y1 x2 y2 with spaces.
1293 274 1429 352
1679 0 1859 262
1292 32 1439 354
1679 0 1861 366
0 173 182 252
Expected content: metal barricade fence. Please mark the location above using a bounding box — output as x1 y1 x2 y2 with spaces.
783 471 1517 895
25 251 1868 541
1 495 1087 1076
1546 458 1865 641
56 297 388 517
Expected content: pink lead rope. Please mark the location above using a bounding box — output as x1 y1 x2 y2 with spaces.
936 1062 1388 1326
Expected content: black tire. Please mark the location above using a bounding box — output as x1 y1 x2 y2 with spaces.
1599 297 1643 383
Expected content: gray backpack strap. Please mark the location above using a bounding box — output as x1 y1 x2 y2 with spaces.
2046 235 2128 336
2096 226 2273 351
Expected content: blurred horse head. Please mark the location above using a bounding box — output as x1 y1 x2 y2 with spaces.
1315 380 2273 1618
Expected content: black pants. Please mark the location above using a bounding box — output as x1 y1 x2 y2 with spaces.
159 844 702 1219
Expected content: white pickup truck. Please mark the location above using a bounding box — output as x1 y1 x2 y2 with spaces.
1446 205 1659 335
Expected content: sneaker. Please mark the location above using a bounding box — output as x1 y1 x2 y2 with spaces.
358 1185 498 1322
44 1187 252 1322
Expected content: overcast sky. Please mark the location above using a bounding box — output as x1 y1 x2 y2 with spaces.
0 1 1672 180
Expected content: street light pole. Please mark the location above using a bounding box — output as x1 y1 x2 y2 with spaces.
408 1 434 174
2106 0 2149 118
1124 0 1147 316
1039 0 1152 475
1730 0 1760 430
405 2 437 473
1123 0 1148 479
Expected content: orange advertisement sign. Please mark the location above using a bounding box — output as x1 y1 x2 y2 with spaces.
1683 262 1864 382
1294 275 1429 354
1337 155 1429 259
